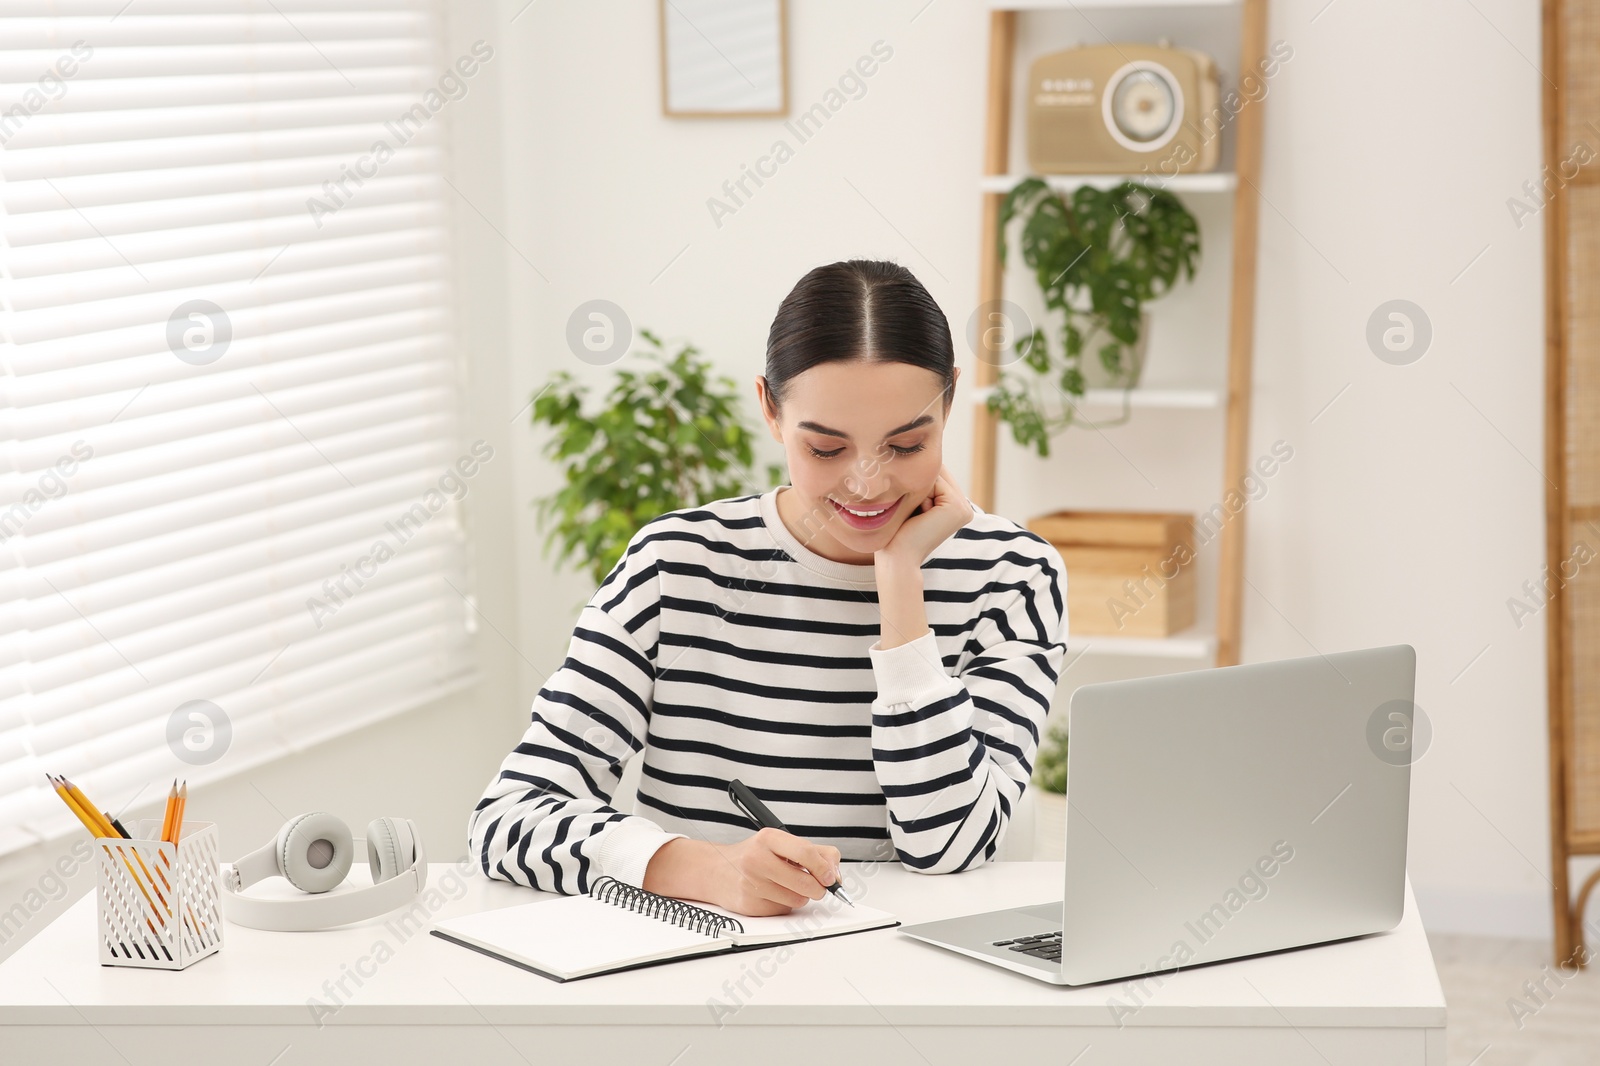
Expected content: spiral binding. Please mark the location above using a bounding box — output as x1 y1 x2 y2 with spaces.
589 875 745 936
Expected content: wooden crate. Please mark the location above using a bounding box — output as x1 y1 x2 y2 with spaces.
1028 511 1197 637
1027 510 1193 548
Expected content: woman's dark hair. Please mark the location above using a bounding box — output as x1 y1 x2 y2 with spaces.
763 259 955 408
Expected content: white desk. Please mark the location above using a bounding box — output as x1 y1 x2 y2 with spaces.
0 860 1446 1065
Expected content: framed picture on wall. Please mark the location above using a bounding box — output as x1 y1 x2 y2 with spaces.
659 0 788 117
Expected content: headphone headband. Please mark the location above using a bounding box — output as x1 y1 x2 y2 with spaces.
220 816 429 931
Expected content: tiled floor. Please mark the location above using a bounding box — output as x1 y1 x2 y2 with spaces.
1427 932 1600 1065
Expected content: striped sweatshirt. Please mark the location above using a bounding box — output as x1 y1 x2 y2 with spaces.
467 486 1068 895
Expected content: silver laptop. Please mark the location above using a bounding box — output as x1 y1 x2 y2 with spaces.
898 644 1416 985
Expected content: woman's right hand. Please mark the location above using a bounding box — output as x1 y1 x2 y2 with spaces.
709 827 842 916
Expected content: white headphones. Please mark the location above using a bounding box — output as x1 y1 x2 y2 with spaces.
219 812 428 931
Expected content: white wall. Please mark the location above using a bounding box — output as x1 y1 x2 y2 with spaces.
1240 0 1575 939
494 0 1578 939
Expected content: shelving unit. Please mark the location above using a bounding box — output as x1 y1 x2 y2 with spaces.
971 0 1268 667
979 172 1238 194
995 0 1240 8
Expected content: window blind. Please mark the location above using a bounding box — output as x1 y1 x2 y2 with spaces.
0 1 478 858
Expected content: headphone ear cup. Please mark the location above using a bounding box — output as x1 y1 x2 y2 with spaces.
365 816 416 884
277 812 355 894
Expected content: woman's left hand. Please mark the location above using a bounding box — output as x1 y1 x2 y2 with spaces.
876 463 975 572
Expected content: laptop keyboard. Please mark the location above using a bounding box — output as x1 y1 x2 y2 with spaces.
992 931 1062 961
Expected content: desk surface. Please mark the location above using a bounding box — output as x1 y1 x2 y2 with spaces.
0 860 1445 1031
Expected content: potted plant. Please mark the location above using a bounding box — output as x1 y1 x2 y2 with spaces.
989 177 1202 457
530 328 781 585
1031 718 1069 860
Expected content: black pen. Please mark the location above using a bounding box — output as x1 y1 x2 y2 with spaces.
728 778 855 907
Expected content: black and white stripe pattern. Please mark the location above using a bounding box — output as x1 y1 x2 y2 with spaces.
468 487 1068 895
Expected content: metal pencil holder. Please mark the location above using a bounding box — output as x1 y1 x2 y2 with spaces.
95 818 223 970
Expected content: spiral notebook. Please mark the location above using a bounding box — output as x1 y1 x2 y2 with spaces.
429 875 899 982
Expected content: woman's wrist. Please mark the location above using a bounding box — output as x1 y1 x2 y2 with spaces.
874 557 929 650
641 837 732 903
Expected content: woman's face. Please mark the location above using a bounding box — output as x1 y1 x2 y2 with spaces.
757 359 956 564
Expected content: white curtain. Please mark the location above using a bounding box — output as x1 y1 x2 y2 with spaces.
0 1 479 856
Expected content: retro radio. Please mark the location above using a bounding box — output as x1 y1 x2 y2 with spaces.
1027 42 1221 174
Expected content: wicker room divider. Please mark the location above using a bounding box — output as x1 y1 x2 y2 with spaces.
1542 0 1600 969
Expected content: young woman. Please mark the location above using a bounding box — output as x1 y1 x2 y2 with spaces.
469 259 1067 917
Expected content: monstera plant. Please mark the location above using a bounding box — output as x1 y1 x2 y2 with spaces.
989 177 1202 457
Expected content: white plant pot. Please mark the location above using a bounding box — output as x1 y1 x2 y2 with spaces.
1033 788 1067 860
1078 310 1151 390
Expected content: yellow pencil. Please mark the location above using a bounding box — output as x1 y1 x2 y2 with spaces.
56 775 168 913
171 781 187 846
152 778 204 943
53 775 114 837
160 779 178 844
152 779 178 891
162 780 200 934
48 774 106 837
152 778 208 942
58 775 167 898
48 775 169 947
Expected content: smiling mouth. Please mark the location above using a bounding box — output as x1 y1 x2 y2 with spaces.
827 496 901 530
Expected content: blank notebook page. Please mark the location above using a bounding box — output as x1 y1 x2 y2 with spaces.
434 894 722 975
695 897 899 945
